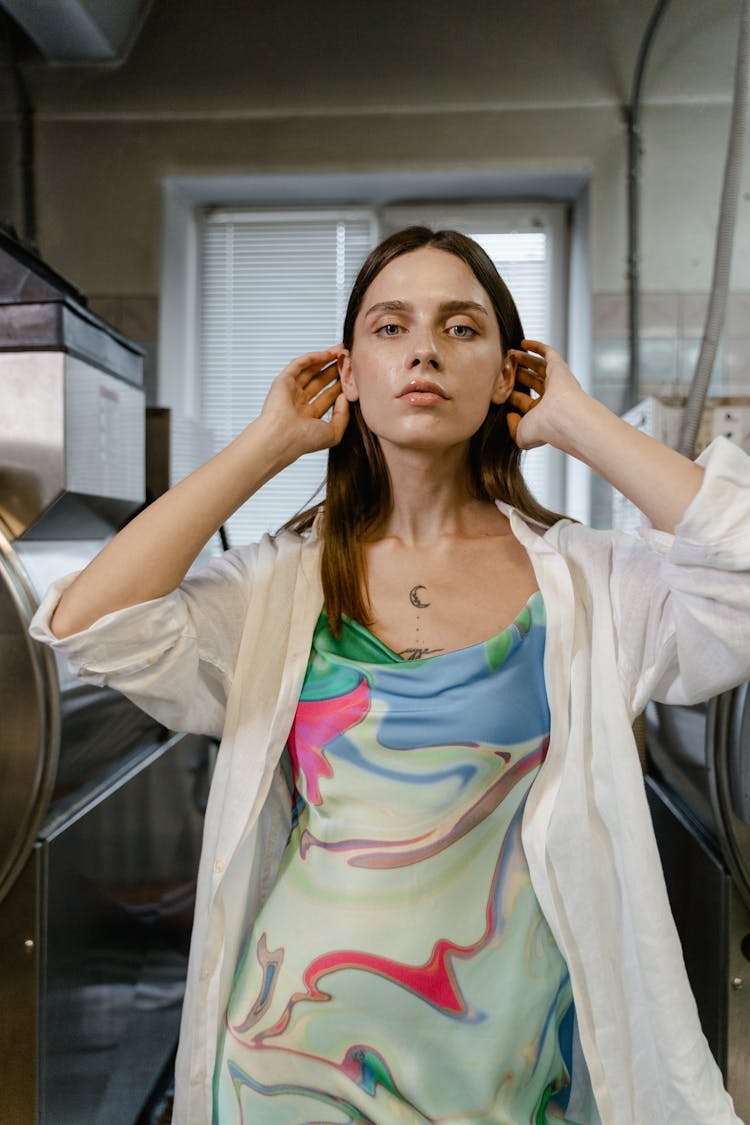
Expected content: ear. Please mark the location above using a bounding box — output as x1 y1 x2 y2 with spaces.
338 350 359 402
490 352 517 405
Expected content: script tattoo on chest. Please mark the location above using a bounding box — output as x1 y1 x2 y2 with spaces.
402 584 442 659
398 644 445 661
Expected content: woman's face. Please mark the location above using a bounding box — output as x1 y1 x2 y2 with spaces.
339 247 515 454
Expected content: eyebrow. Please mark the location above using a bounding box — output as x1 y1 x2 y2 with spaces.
363 298 489 320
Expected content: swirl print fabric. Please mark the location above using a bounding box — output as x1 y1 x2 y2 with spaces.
213 591 581 1124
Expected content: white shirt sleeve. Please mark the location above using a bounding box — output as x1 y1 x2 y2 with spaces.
607 436 750 713
29 540 264 738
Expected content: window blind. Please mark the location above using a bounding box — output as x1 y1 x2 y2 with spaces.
199 212 374 546
457 229 551 509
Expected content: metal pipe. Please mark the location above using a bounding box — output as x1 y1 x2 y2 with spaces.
625 0 673 414
677 0 750 458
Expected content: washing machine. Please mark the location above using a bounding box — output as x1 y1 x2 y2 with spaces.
646 687 750 1121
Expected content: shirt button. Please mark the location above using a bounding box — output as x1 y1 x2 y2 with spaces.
200 967 209 980
214 858 225 873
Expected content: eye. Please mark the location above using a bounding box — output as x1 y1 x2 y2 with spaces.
447 323 477 338
376 323 403 336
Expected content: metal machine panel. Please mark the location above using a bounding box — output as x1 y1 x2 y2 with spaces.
0 352 65 539
0 845 40 1123
728 886 750 1122
64 356 144 502
0 351 145 539
1 733 209 1124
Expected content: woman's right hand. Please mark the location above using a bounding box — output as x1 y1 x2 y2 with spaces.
259 346 350 458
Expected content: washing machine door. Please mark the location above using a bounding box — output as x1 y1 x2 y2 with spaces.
706 682 750 909
646 685 750 910
0 530 59 904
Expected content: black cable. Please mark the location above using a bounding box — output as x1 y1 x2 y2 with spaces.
0 12 37 248
625 0 673 413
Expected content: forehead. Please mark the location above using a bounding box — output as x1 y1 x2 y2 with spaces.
361 246 490 308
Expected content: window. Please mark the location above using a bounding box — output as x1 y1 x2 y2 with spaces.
197 201 569 546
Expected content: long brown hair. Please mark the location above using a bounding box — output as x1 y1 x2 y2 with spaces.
283 226 570 634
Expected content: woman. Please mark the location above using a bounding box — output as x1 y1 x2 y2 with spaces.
31 228 750 1125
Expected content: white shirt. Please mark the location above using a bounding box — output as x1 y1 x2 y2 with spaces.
30 434 750 1125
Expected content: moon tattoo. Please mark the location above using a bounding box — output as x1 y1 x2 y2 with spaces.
409 585 430 609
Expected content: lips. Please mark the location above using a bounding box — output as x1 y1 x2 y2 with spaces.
397 379 448 398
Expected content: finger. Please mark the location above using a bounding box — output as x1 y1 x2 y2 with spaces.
321 393 350 447
521 339 560 361
284 347 344 386
304 367 341 402
287 347 343 373
508 389 539 413
517 369 546 396
309 380 343 418
298 355 344 391
510 348 547 373
506 410 545 451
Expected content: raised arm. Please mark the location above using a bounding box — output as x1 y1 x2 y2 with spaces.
50 346 349 638
506 340 704 532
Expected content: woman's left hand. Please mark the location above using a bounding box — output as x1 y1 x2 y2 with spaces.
505 339 587 451
504 340 705 532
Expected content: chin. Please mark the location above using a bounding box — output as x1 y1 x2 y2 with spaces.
378 429 476 457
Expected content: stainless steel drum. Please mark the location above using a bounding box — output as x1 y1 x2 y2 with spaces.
707 684 750 908
647 693 750 906
0 528 59 903
0 532 161 906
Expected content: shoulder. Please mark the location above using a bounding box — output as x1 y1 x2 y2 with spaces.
176 529 315 614
215 526 314 572
497 499 619 555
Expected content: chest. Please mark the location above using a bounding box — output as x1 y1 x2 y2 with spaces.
364 533 539 660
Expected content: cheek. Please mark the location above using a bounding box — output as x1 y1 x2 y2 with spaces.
344 343 390 406
354 383 388 426
348 367 397 434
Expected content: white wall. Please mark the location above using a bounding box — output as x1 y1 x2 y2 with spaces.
0 0 744 296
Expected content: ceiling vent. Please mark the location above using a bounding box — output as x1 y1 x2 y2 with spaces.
0 0 153 64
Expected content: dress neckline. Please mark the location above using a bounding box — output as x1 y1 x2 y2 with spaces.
339 589 543 665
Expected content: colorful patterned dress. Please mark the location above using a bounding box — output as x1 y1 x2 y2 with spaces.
213 591 581 1124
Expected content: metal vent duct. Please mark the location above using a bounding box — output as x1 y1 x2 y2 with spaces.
0 0 153 64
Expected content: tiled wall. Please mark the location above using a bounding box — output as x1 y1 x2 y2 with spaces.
593 292 750 407
88 295 159 406
590 291 750 526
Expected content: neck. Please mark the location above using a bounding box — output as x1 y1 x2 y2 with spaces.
373 439 499 547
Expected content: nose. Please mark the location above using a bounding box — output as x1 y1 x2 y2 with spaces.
407 330 441 370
